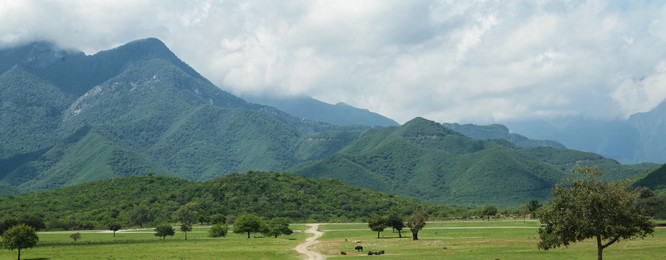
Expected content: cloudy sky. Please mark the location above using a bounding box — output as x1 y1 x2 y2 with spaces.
1 0 666 124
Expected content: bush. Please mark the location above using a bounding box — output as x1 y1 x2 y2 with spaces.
208 224 228 238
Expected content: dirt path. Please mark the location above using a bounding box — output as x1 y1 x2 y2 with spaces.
295 224 325 260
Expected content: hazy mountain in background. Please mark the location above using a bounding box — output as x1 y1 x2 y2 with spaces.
628 100 666 163
506 103 666 164
244 95 398 127
442 123 565 149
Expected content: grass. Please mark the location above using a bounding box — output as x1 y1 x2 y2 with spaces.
0 224 309 260
1 221 664 259
316 220 666 259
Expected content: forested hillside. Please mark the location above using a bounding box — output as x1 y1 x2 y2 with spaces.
0 172 455 230
293 118 655 206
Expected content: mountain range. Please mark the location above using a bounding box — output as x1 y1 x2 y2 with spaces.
0 38 659 206
506 101 666 164
244 95 398 127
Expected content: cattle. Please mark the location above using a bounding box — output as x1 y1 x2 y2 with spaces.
354 245 364 252
378 250 385 255
353 240 362 243
340 251 347 255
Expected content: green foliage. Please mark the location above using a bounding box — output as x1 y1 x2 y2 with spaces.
406 211 428 240
108 223 121 237
154 224 175 240
0 173 450 230
69 232 81 242
233 214 264 239
180 223 192 240
209 224 229 238
537 167 655 260
262 218 293 238
480 205 498 219
387 213 405 238
129 205 153 228
210 214 226 225
1 223 38 260
368 215 388 238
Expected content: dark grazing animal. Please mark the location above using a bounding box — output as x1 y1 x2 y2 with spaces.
340 251 347 255
355 245 364 252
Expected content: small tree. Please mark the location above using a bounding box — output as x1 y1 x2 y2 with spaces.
209 224 229 238
154 224 175 240
368 215 388 239
69 232 81 242
528 199 542 218
263 218 293 238
480 205 498 220
180 223 192 240
129 205 153 228
537 167 655 260
406 211 428 240
233 214 263 239
387 213 405 238
1 224 39 260
108 223 121 237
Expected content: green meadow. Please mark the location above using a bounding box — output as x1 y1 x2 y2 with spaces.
1 221 664 259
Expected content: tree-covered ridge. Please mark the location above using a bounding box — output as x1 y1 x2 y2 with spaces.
0 172 454 230
633 164 666 192
294 117 654 206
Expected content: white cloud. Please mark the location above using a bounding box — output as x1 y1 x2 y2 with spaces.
1 0 666 124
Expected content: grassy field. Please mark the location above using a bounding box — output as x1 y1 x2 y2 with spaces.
1 221 664 259
318 220 666 259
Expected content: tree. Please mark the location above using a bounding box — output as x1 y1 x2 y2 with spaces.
108 223 121 237
1 224 39 260
387 213 405 238
528 199 542 218
174 203 199 225
233 214 264 239
368 215 388 239
129 205 153 228
154 224 175 240
263 218 293 238
210 214 227 225
69 232 81 242
480 205 497 220
180 223 192 240
537 167 655 260
209 224 229 238
406 211 428 240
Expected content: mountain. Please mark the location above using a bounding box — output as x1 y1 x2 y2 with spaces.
0 38 361 193
506 101 666 164
244 95 399 127
628 101 666 164
292 117 653 206
1 38 653 207
0 172 454 228
442 123 565 148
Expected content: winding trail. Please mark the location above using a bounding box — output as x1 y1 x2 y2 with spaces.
295 224 326 260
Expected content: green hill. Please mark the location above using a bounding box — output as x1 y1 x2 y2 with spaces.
293 118 653 206
0 172 454 229
633 164 666 192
